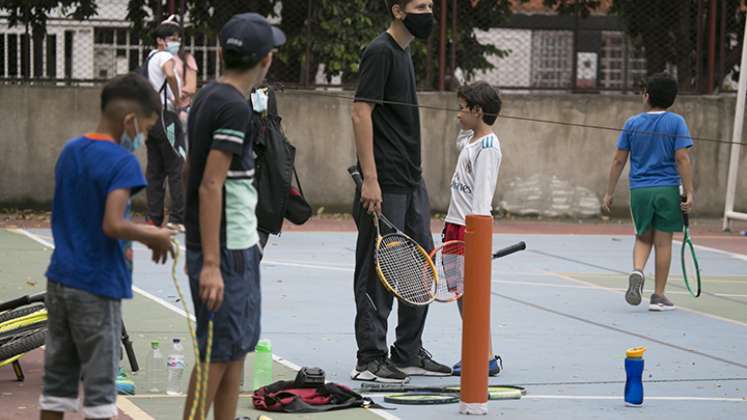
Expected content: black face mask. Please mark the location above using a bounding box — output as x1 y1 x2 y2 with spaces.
403 12 434 39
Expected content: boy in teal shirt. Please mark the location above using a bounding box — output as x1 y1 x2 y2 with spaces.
603 72 694 311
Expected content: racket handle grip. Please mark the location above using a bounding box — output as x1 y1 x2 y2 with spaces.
348 165 363 189
681 194 689 227
492 241 526 259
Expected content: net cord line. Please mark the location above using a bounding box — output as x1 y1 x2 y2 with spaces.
275 89 747 147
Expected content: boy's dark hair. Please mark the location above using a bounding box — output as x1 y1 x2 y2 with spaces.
152 23 181 45
223 49 262 72
385 0 415 18
644 72 678 109
100 73 161 117
457 81 502 125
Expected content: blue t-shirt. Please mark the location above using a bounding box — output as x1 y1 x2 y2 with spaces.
46 134 147 299
616 112 693 189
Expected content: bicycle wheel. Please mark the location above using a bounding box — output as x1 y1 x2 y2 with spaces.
0 304 45 325
0 327 47 361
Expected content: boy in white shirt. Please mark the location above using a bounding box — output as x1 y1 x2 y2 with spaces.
444 81 503 376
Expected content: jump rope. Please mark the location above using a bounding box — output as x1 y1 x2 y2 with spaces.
170 238 214 420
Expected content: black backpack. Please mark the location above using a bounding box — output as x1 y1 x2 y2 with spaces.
251 87 312 235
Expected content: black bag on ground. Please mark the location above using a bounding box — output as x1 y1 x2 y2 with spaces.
251 87 312 234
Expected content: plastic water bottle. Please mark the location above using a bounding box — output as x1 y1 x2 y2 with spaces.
253 339 273 391
624 346 646 406
146 341 165 393
166 338 186 396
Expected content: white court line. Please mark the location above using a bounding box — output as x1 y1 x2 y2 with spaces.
673 239 747 262
523 395 747 402
549 271 747 328
10 229 340 417
116 396 156 420
492 279 747 298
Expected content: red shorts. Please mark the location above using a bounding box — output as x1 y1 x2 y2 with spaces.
443 222 466 242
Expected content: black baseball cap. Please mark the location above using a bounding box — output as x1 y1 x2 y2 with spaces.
219 13 286 64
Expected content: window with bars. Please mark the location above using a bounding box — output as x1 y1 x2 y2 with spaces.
530 30 573 89
599 31 647 90
0 32 57 80
92 27 221 81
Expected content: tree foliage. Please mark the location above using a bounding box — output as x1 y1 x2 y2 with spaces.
0 0 97 34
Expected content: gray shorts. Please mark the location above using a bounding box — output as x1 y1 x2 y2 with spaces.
39 280 121 418
187 246 261 362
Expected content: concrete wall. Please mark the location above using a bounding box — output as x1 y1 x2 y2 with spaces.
1 85 746 216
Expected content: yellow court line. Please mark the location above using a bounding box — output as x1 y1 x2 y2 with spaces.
548 271 747 328
116 396 156 420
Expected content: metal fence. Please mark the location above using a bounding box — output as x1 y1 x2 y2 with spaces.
451 0 746 93
0 0 744 93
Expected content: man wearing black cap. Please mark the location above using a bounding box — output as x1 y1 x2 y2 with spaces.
351 0 451 383
183 13 285 420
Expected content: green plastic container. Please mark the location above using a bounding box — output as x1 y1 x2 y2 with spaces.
253 339 273 391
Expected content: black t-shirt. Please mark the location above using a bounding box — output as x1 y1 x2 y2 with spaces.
185 81 259 250
354 32 421 193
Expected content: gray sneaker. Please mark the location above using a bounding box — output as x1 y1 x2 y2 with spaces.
626 270 645 306
649 294 675 311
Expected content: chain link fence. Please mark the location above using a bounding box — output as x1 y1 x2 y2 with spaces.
0 1 745 93
454 0 746 93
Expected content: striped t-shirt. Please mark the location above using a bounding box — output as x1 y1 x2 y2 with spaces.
185 81 258 250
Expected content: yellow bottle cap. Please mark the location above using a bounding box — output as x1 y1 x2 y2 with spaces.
626 346 646 358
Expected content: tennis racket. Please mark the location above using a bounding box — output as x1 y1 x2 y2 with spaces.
680 191 701 298
348 166 438 306
360 382 526 401
431 241 527 302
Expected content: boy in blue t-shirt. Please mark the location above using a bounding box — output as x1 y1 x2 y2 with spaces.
603 72 694 312
40 74 174 420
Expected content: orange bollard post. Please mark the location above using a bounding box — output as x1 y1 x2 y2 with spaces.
460 215 492 415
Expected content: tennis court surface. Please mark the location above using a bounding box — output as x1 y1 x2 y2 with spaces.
1 219 746 420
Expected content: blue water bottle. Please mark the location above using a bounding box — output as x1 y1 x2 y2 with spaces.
624 346 646 406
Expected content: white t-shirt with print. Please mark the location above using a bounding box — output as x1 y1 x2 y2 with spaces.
445 130 503 226
147 50 182 111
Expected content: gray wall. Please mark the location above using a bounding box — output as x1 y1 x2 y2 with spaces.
1 85 745 216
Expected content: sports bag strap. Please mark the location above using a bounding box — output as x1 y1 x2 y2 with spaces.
293 167 304 198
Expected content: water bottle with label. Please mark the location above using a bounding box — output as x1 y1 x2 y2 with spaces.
146 340 165 393
624 346 646 406
166 338 186 396
253 339 273 391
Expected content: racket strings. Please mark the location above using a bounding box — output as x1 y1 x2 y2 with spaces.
433 242 465 301
682 242 701 296
377 234 436 304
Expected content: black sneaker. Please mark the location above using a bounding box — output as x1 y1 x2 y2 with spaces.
394 348 452 377
351 358 410 383
625 270 645 306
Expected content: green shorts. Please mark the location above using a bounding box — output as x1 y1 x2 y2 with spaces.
630 186 683 235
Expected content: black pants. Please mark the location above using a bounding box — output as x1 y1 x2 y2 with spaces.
353 179 434 364
146 110 185 225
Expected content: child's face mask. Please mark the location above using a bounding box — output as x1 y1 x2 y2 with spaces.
166 41 181 55
120 117 143 152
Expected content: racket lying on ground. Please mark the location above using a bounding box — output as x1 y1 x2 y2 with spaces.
431 240 527 302
359 382 526 403
348 166 438 306
680 192 701 297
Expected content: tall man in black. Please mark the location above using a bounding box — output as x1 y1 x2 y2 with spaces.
351 0 451 383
